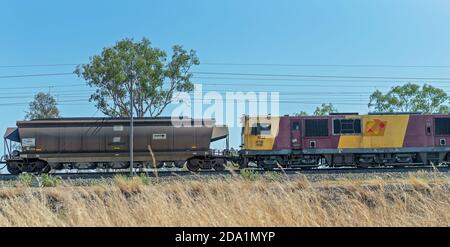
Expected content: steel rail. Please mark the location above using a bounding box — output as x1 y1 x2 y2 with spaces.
0 166 448 181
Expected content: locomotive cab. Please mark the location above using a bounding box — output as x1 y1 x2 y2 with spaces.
242 115 280 151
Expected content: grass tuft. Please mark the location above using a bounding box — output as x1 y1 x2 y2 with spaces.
240 169 259 181
17 173 33 187
40 174 61 187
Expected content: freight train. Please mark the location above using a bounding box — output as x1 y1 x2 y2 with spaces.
3 112 450 175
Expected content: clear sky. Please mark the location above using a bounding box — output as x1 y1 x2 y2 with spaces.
1 0 450 153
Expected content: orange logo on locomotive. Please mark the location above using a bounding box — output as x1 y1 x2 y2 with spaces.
365 119 387 136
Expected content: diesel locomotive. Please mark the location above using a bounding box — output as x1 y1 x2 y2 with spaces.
3 112 450 174
240 113 450 169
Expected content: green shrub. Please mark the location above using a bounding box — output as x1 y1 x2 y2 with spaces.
265 171 282 181
41 174 61 187
240 169 259 181
139 174 152 185
18 173 33 187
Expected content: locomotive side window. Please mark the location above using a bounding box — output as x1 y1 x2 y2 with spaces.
333 119 362 135
435 118 450 135
251 123 272 135
251 125 257 135
305 119 328 137
292 122 301 130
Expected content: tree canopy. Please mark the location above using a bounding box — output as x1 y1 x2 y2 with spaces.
25 92 60 120
294 111 309 116
313 103 338 116
294 103 338 116
75 38 199 117
368 83 450 113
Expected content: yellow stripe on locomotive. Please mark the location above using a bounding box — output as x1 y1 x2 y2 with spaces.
337 115 409 149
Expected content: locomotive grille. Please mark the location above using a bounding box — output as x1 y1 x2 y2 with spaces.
305 119 329 137
435 118 450 135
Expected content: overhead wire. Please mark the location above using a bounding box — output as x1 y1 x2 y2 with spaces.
3 62 450 69
2 70 450 81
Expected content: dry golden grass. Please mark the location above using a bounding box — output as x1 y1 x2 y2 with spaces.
0 174 449 226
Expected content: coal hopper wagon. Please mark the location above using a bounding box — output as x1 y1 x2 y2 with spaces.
3 117 229 175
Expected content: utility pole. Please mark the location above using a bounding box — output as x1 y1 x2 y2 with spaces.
129 81 134 176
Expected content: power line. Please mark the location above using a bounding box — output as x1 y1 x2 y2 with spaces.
0 97 371 106
201 62 450 69
8 88 450 99
193 72 450 81
0 83 85 90
2 80 450 92
193 76 450 84
0 64 80 68
0 99 91 106
3 62 450 69
0 73 73 79
3 70 450 81
0 89 93 95
198 82 448 88
0 94 92 100
3 70 450 82
4 80 450 92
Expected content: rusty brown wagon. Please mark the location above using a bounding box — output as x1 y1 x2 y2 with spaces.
3 117 228 174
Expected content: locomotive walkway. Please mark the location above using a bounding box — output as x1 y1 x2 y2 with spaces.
0 166 449 181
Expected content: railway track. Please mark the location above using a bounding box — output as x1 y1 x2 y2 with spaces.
0 166 449 181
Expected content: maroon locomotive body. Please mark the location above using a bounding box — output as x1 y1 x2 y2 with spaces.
241 113 450 168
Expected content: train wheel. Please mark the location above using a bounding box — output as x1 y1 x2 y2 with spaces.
143 161 152 169
174 161 186 168
74 162 96 170
213 159 226 171
187 159 200 172
21 163 36 173
6 161 21 175
238 158 248 169
33 160 49 174
156 162 164 169
263 165 276 171
165 162 175 168
258 159 276 171
41 164 51 173
356 156 375 168
144 161 164 169
109 162 128 169
133 162 144 169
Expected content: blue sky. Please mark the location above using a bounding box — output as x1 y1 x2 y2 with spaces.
1 0 450 151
